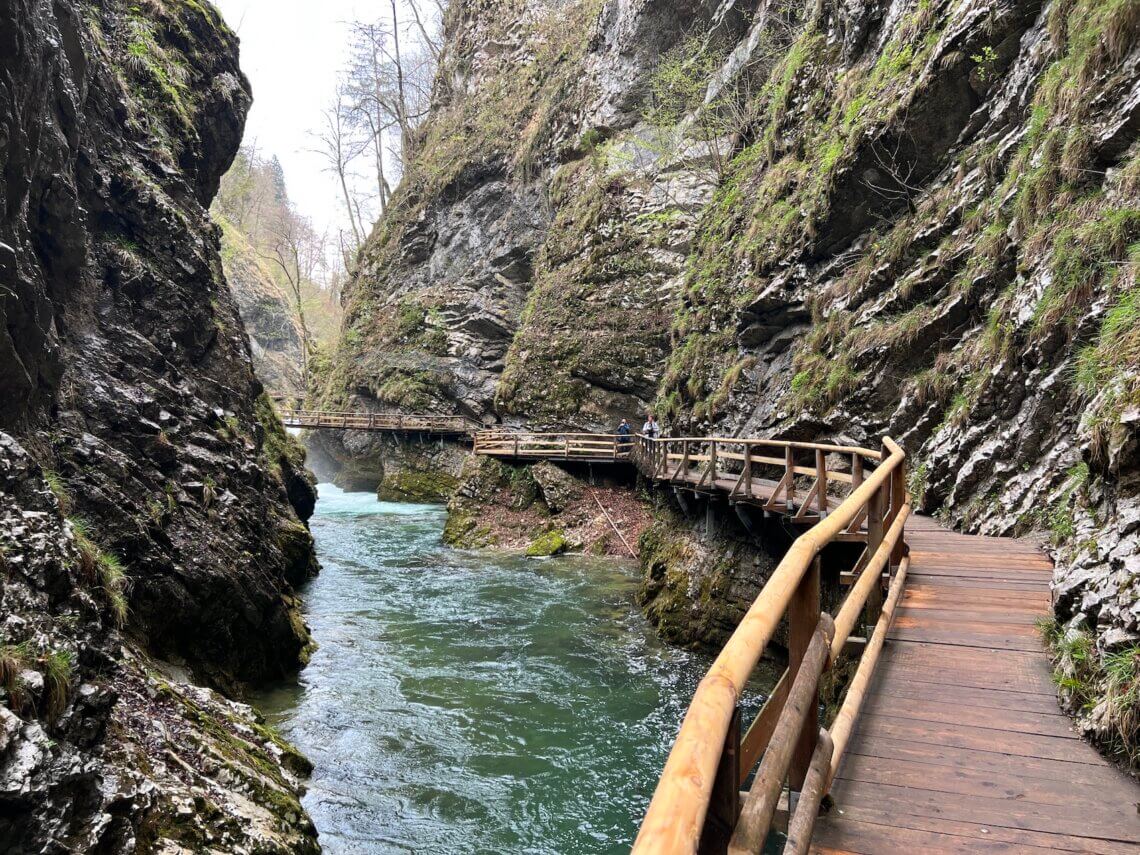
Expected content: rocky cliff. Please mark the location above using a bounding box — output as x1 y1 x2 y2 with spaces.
323 0 1139 763
219 215 307 398
1 0 319 848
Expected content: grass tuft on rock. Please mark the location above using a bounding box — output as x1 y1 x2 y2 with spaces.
70 518 130 627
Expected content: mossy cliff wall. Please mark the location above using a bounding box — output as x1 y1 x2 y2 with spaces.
1 0 318 848
323 0 1139 754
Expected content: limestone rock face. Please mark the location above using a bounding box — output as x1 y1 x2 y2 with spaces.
1 0 318 686
0 0 319 845
0 434 318 853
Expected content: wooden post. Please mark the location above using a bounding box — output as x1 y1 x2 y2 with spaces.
783 729 834 855
890 455 906 570
699 707 741 854
788 556 821 792
815 450 827 516
744 444 753 498
864 483 885 627
785 446 796 509
682 440 690 479
514 435 519 458
565 435 570 459
709 440 718 485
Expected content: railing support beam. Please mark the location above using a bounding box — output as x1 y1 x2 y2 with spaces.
699 706 741 854
789 556 821 792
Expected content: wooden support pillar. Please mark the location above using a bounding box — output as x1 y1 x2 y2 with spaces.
815 450 827 516
890 456 906 570
699 706 741 855
788 556 821 792
864 484 885 629
785 446 796 509
744 444 753 498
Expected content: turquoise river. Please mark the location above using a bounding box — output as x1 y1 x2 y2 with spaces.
253 484 772 854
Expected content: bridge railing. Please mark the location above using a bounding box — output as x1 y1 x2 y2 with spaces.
472 431 634 461
279 409 478 434
631 436 909 854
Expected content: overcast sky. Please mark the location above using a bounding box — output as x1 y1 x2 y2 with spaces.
212 0 379 238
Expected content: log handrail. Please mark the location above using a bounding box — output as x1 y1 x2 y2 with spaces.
630 435 907 854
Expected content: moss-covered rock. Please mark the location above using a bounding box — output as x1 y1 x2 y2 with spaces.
442 507 498 549
377 468 459 504
638 504 779 650
525 529 571 557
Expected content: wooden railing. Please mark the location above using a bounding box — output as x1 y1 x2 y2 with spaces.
279 409 479 434
472 430 634 461
629 436 909 854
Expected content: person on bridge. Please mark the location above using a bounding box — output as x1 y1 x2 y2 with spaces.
642 414 661 439
617 418 632 446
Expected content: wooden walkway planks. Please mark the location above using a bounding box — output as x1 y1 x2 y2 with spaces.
812 522 1140 854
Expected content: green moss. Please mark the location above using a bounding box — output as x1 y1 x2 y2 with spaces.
255 392 307 480
0 642 35 713
0 643 73 721
442 509 497 549
42 650 75 720
1033 209 1140 336
525 529 570 557
377 469 459 504
42 469 72 515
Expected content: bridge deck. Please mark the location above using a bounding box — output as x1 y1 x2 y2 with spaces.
812 515 1140 854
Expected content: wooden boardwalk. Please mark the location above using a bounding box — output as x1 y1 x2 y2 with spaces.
813 516 1140 854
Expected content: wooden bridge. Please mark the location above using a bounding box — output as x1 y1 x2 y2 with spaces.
278 409 479 435
280 411 1139 852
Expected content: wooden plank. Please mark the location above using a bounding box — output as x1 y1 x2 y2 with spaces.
834 752 1121 812
875 679 1067 715
825 779 1140 843
887 625 1048 653
858 694 1077 740
814 805 1139 855
843 735 1140 791
813 815 1068 854
896 605 1046 625
851 715 1097 764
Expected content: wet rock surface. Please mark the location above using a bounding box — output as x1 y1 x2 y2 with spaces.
0 435 318 854
1 0 320 847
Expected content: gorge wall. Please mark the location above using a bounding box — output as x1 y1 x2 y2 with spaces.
1 0 319 849
321 0 1140 764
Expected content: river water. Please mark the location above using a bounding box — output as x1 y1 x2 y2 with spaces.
253 485 771 854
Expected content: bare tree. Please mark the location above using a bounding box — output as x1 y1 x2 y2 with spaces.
335 1 443 220
313 91 366 251
262 207 320 388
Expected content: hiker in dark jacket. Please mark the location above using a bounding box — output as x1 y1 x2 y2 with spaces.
617 418 633 446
